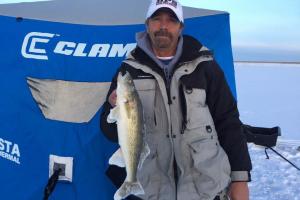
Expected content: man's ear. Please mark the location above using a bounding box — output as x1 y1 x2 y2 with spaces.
181 23 184 29
179 23 184 34
145 19 150 33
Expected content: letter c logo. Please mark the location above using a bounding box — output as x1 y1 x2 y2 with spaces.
21 32 55 60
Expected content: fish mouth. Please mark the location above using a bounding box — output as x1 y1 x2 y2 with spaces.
117 72 123 81
118 71 129 76
117 71 133 84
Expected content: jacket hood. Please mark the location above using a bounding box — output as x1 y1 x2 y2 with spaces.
134 31 183 71
131 33 211 67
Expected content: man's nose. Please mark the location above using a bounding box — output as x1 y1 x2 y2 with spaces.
160 19 169 29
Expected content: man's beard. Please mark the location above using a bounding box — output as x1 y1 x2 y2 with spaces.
153 30 173 49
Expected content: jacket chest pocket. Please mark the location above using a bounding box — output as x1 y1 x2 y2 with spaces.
183 87 213 130
133 79 156 131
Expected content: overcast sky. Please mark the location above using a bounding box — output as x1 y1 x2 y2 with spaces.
0 0 48 3
1 0 300 62
181 0 300 62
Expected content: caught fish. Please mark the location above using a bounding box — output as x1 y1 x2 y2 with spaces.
107 71 150 200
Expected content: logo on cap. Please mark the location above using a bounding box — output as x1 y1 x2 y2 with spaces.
156 0 177 8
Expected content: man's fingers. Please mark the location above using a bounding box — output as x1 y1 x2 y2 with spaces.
108 90 117 107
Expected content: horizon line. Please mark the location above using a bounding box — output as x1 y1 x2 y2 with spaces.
234 61 300 64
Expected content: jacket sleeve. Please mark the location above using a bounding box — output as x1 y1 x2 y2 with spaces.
99 69 119 142
205 60 252 182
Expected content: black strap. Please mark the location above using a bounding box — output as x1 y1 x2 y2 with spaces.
43 168 62 200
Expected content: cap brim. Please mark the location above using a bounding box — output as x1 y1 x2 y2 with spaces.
146 4 183 23
150 7 179 21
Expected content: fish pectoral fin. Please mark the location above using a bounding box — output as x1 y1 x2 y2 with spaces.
109 148 126 168
138 142 151 169
107 106 119 123
114 181 144 200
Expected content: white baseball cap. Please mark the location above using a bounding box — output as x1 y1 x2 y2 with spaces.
146 0 184 23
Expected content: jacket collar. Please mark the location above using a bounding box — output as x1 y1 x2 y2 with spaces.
131 33 211 66
135 31 183 70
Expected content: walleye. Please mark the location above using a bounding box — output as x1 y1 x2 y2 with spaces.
107 71 150 200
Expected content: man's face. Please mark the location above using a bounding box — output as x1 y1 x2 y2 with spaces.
147 9 183 55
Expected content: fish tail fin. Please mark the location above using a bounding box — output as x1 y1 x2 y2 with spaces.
114 181 144 200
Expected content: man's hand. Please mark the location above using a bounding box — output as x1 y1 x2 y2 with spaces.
108 90 117 107
228 182 249 200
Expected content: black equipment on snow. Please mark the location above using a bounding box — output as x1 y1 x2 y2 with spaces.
243 124 300 171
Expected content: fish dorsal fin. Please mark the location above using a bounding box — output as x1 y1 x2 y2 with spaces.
138 142 150 169
109 148 126 168
107 106 119 123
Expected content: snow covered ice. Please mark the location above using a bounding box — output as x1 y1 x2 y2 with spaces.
248 141 300 199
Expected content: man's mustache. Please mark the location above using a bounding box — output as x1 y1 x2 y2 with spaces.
154 30 172 39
